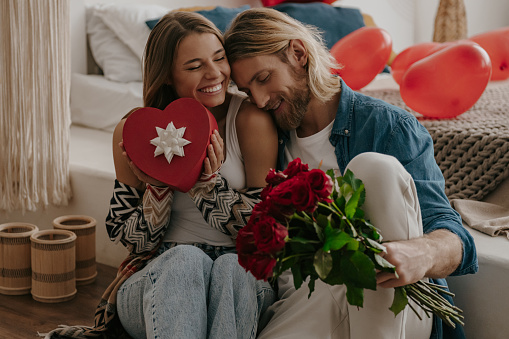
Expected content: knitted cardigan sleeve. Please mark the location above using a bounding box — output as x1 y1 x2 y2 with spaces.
105 179 174 254
187 173 262 239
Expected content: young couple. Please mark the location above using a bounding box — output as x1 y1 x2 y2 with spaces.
107 7 476 339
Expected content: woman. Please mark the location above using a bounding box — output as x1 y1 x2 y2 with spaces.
107 11 278 339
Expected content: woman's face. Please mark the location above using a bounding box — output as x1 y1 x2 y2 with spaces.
171 32 230 108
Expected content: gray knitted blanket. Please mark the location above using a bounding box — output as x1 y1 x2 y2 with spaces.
362 81 509 201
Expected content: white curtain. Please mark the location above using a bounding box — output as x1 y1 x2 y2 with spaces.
0 0 72 212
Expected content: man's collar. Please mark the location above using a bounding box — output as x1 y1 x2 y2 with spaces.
331 79 354 137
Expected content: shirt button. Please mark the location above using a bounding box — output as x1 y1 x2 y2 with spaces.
344 130 349 134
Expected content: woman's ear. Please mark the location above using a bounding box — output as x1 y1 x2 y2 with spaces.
288 39 308 67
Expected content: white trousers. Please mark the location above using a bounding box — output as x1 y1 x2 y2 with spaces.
257 153 433 339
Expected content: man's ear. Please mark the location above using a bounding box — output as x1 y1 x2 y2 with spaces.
288 39 308 67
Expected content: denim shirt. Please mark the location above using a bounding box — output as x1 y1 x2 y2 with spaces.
276 80 478 339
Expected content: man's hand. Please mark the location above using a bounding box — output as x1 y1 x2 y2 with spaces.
376 229 463 288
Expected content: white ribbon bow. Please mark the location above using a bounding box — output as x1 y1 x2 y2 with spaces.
150 122 191 164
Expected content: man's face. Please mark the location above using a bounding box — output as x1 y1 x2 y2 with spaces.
231 54 310 131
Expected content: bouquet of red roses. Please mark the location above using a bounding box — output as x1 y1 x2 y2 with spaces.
236 158 463 328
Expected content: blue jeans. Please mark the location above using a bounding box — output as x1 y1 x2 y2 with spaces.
117 243 276 339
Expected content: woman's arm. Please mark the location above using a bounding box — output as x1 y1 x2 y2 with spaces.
188 102 278 238
106 113 174 254
237 101 278 187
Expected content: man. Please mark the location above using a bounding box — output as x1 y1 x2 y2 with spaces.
224 8 477 339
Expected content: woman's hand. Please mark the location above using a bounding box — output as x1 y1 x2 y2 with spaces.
119 141 167 187
203 130 224 175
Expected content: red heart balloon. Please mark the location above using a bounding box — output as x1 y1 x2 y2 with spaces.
391 42 445 85
469 27 509 81
123 98 218 192
330 27 392 90
400 42 492 118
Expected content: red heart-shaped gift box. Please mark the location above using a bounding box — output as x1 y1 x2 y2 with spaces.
123 98 218 192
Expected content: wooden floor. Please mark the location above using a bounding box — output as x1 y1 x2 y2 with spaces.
0 263 117 339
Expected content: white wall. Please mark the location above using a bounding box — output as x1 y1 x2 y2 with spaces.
415 0 509 46
338 0 509 53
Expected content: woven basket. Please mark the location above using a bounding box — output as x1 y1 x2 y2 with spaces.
53 215 97 285
0 223 39 295
30 229 77 303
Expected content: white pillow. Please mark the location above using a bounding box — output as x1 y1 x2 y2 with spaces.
87 10 143 82
70 73 143 132
92 4 171 61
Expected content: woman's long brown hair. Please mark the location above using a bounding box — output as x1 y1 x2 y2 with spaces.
143 11 224 109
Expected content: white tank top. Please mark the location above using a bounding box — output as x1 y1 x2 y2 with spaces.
284 120 339 173
163 93 247 246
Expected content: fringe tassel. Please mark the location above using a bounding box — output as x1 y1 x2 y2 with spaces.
0 0 72 213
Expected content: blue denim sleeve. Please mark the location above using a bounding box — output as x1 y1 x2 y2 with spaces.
385 113 478 277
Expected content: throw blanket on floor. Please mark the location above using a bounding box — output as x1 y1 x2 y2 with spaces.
362 80 509 201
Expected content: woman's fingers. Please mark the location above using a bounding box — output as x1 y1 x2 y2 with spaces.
206 130 224 173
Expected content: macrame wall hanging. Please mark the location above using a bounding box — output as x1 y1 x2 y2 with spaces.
433 0 468 42
0 0 72 213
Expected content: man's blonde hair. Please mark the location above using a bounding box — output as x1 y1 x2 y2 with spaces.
224 8 340 103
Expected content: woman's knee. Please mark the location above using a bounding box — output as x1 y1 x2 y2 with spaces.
212 253 246 279
151 245 212 276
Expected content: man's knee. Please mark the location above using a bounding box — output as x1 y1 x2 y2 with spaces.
346 152 411 193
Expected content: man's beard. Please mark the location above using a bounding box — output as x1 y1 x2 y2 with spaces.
274 69 311 131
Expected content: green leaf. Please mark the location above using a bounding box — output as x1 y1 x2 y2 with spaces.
345 284 364 307
345 239 360 251
389 286 409 316
291 264 303 290
321 251 344 285
314 215 330 242
313 248 333 280
365 238 386 252
343 169 363 192
343 169 366 208
326 168 336 181
340 182 353 203
323 225 355 252
307 277 316 298
341 251 376 290
345 183 364 219
374 253 396 272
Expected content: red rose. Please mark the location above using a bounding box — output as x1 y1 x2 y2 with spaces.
267 179 294 206
261 184 273 201
236 221 257 269
306 169 334 202
283 158 309 178
290 176 319 212
254 198 294 221
246 252 277 281
265 169 287 185
253 215 288 254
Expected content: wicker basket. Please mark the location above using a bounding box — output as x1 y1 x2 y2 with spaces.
0 223 39 295
433 0 467 42
30 229 77 303
53 215 97 285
